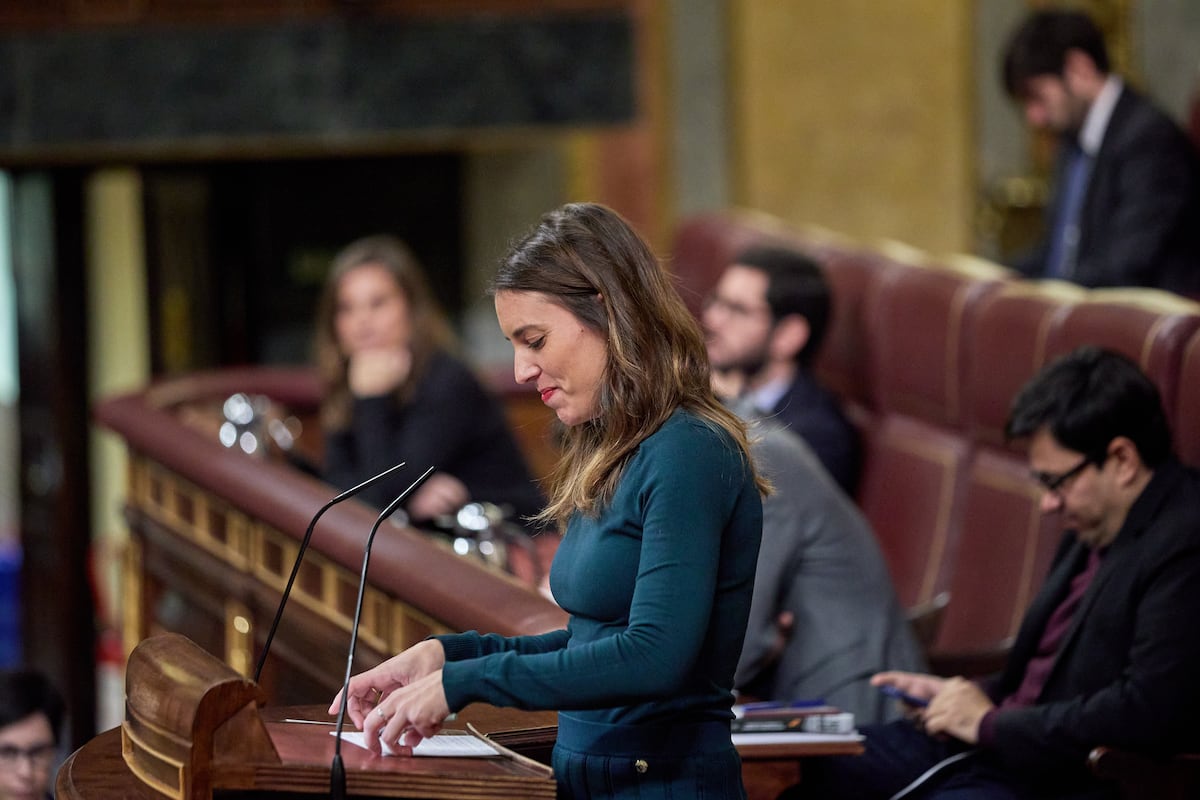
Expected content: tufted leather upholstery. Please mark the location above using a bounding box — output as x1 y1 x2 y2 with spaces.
668 209 1200 668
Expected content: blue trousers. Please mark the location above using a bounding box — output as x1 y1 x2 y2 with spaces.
553 714 746 800
786 720 1117 800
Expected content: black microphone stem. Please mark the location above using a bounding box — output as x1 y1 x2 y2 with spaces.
253 460 409 684
331 465 436 800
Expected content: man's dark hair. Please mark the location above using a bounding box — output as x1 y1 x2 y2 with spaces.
1005 346 1172 467
0 668 66 743
733 244 831 366
1002 9 1110 98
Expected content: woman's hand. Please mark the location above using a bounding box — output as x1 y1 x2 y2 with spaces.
328 639 446 732
348 347 412 397
360 670 452 754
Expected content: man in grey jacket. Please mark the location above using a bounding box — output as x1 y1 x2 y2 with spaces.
735 415 924 723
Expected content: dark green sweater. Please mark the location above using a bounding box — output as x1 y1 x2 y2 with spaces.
438 409 763 726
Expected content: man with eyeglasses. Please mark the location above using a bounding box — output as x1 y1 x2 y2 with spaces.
786 346 1200 799
0 669 64 800
702 245 861 496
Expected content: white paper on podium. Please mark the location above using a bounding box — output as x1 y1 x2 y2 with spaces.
333 729 502 757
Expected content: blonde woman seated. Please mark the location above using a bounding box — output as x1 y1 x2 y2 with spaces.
315 235 544 524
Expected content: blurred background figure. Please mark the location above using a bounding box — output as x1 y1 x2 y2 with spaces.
1002 8 1200 294
734 418 923 724
703 246 861 496
314 234 545 526
0 668 65 800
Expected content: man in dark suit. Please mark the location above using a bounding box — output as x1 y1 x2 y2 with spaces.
1003 9 1200 295
702 245 861 496
787 346 1200 799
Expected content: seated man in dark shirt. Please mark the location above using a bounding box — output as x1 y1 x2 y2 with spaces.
702 245 861 495
789 346 1200 799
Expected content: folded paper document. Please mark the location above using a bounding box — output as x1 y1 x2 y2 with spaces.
333 729 501 757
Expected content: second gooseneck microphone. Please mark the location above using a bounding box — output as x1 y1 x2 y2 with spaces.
331 465 436 800
253 461 411 684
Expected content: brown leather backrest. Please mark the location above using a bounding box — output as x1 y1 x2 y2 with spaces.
1176 331 1200 469
813 247 886 408
934 448 1063 656
936 282 1084 657
863 245 1005 428
1044 288 1200 421
855 253 1004 608
856 414 971 609
963 281 1086 449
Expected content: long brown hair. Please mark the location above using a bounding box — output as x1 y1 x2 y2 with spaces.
314 235 456 430
493 203 770 528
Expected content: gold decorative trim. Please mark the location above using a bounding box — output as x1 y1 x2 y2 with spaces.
123 455 469 662
121 721 187 800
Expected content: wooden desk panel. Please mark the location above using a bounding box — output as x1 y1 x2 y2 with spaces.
58 704 558 800
59 703 859 800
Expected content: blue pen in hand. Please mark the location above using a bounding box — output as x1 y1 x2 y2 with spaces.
879 685 929 707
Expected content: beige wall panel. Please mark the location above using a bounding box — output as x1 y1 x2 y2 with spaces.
731 0 974 253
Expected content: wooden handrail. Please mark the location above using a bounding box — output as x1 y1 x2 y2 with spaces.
94 367 567 641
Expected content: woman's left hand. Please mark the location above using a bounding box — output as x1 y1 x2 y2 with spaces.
361 669 452 754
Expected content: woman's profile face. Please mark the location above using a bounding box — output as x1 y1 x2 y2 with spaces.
495 289 607 427
334 263 411 356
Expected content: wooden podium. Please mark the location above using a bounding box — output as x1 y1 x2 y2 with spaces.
57 633 557 799
58 633 861 799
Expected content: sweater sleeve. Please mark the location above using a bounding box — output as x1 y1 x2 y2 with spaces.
440 423 753 712
434 629 570 661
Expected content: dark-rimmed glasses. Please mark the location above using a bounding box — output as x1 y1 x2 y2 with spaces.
0 741 57 769
1031 452 1104 494
702 292 773 322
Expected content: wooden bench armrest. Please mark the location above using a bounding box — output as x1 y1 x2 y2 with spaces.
906 591 950 654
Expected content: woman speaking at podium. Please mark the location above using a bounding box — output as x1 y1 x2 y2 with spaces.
330 202 768 799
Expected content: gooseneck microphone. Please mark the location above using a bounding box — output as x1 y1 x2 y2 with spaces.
331 465 436 800
253 461 410 684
